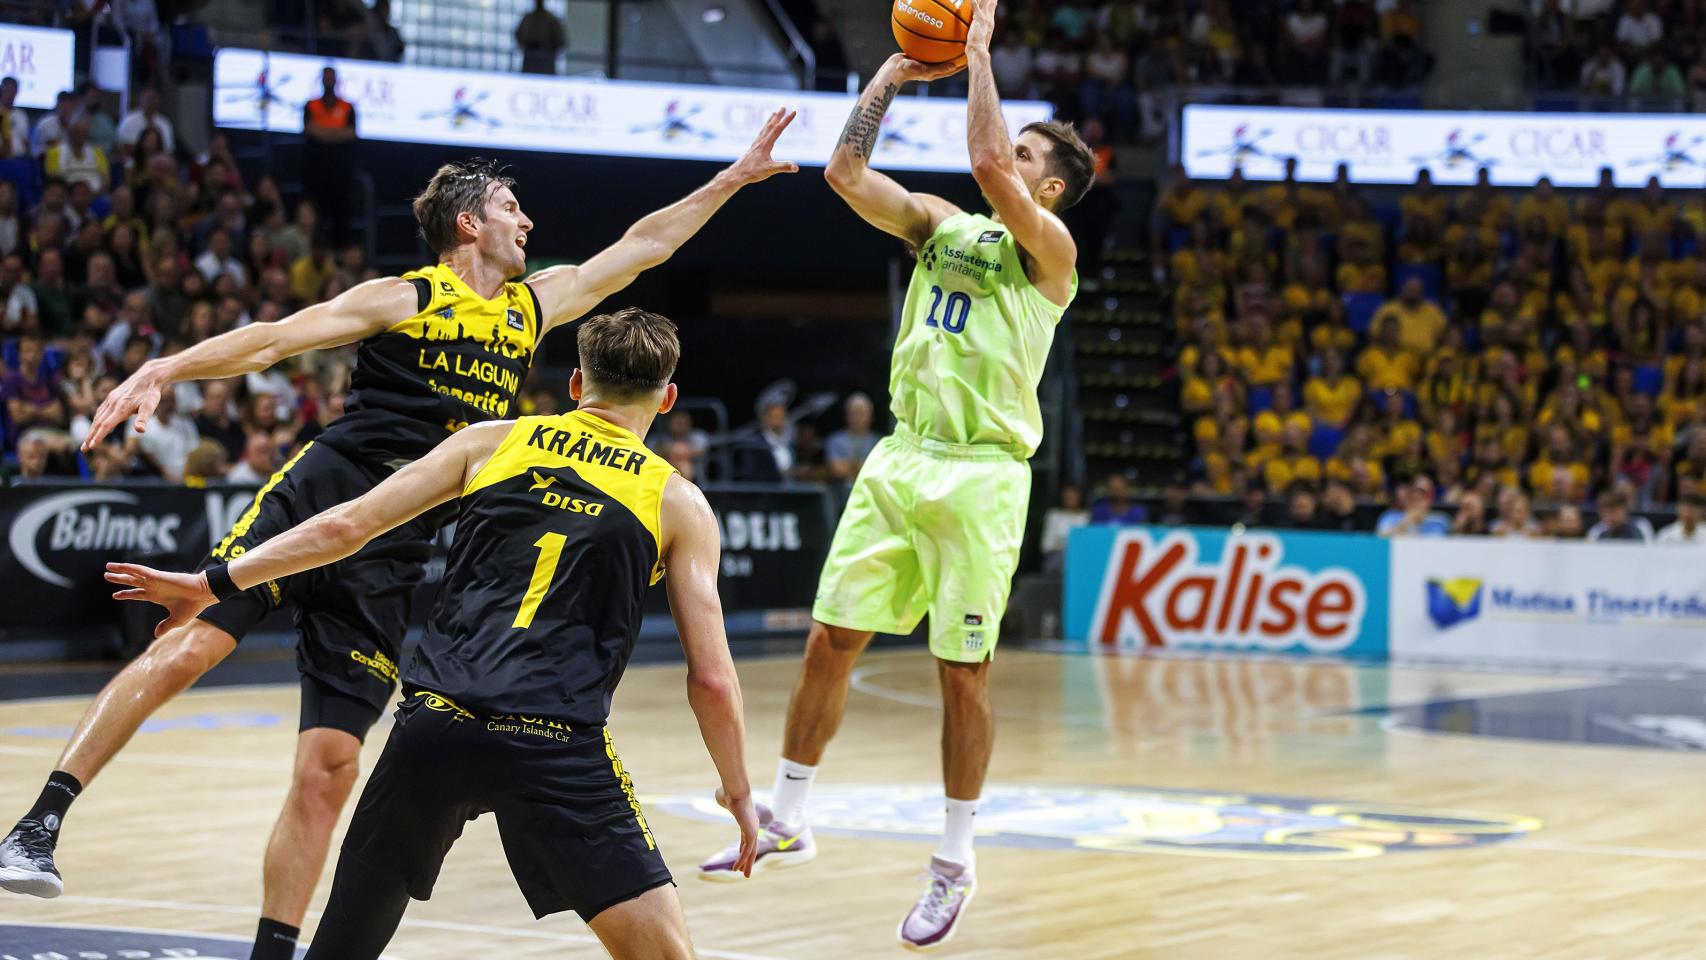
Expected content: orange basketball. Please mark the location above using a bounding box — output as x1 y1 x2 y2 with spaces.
892 0 972 65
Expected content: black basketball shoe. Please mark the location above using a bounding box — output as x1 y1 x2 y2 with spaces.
0 818 64 898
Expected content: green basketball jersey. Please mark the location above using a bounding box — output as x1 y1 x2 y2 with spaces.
889 211 1077 457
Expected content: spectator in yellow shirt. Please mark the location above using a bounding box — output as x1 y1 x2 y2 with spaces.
1371 275 1448 354
1624 177 1675 238
1325 423 1387 497
1255 381 1312 439
1660 357 1706 429
1156 163 1209 229
1356 315 1421 391
1235 315 1295 388
1425 408 1468 466
1417 349 1470 421
1309 301 1357 358
1444 228 1494 305
1305 349 1362 428
1554 263 1611 329
1399 168 1448 232
1396 214 1443 265
1211 168 1259 232
1515 176 1569 237
1335 233 1386 294
288 243 336 305
1373 389 1421 457
1457 167 1513 231
1526 424 1592 500
1610 393 1675 502
1463 434 1520 492
1171 220 1229 311
1264 422 1323 493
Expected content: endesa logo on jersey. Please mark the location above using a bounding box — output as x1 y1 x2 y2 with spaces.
1065 528 1390 658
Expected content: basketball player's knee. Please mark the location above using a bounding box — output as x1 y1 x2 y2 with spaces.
937 660 991 707
294 745 361 815
803 631 859 679
146 625 230 691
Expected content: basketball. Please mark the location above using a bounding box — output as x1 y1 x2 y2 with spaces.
891 0 972 64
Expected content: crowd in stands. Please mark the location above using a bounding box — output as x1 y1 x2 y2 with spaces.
1530 0 1706 99
988 0 1434 142
1148 159 1706 545
0 77 457 487
0 74 886 490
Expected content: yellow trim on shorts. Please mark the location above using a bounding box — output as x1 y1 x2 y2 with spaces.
212 442 314 561
603 728 657 851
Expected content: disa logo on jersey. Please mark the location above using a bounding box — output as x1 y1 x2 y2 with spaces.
1089 531 1365 651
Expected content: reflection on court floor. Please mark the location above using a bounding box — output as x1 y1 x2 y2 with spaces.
1376 678 1706 750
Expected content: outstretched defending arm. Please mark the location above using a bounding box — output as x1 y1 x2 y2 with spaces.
660 474 759 877
105 420 513 636
824 55 964 246
82 276 418 450
964 0 1076 282
527 109 799 332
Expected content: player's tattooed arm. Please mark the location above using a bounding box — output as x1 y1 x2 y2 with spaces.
825 56 964 246
840 82 897 159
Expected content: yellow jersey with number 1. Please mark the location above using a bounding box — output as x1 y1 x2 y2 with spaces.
407 410 674 726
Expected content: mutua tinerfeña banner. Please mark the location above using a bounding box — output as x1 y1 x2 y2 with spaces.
1389 536 1706 669
1063 527 1389 658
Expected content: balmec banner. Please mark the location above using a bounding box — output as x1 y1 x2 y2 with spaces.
213 48 1053 173
1 483 834 638
1182 103 1706 188
1390 537 1706 669
1063 527 1389 658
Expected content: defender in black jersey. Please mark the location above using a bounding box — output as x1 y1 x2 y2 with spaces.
0 109 795 960
105 309 758 960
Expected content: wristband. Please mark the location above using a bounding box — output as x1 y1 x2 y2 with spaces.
203 563 242 601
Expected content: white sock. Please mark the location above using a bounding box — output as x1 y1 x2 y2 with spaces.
935 797 979 870
771 758 816 828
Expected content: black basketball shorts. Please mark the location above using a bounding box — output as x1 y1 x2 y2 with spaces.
335 690 674 922
195 441 438 732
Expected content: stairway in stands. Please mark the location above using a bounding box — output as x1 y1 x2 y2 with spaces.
1069 248 1184 493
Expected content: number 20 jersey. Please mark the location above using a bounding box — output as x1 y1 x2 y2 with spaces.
891 211 1078 458
406 410 676 726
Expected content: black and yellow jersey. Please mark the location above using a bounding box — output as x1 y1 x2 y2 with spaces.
405 410 676 725
316 263 542 470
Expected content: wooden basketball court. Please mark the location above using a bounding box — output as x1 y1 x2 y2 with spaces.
3 647 1704 958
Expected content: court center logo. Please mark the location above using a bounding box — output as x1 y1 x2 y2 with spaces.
1426 577 1484 630
655 784 1539 860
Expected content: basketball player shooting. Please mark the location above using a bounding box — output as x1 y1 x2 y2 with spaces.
696 1 1091 950
0 110 796 960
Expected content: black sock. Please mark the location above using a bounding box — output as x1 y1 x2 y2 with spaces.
250 918 301 960
24 771 81 835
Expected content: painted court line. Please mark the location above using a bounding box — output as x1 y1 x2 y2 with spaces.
50 895 791 960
